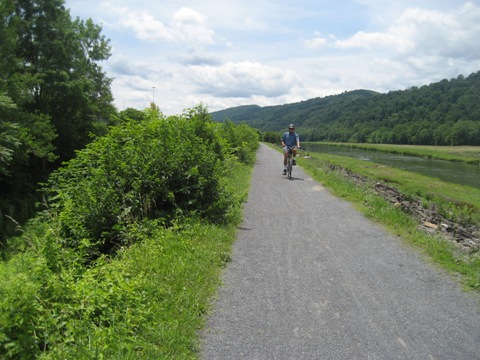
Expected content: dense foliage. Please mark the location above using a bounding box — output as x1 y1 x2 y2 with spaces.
211 71 480 146
0 106 259 358
0 0 114 248
41 106 258 260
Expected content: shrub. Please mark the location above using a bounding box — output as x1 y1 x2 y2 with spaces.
219 120 259 165
0 104 259 359
41 110 232 259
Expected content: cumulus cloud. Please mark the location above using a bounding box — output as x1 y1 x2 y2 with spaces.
333 2 480 60
109 57 150 78
190 61 299 98
67 0 480 114
391 2 480 59
117 6 214 44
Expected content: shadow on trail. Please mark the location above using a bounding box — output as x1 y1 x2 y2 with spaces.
283 176 305 181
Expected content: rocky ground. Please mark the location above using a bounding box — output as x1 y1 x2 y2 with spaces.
331 164 480 253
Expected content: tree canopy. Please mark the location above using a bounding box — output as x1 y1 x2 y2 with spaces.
0 0 114 245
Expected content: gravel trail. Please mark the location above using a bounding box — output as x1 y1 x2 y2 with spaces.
200 143 480 360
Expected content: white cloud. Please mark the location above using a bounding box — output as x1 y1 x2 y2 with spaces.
334 31 397 50
174 49 222 66
190 61 300 98
171 7 215 44
115 6 214 44
65 0 480 115
118 10 173 42
332 2 480 59
391 2 480 59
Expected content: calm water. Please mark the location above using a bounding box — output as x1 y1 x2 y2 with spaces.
305 144 480 189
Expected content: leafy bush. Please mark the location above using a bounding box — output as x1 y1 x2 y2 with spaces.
0 229 76 359
262 131 281 144
219 119 259 164
1 220 241 359
0 104 258 359
41 109 234 259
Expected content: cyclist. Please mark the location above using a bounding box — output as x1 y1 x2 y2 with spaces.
281 124 300 175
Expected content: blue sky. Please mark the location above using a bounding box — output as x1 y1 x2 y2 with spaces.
65 0 480 115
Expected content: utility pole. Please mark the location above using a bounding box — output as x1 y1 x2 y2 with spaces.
152 86 155 105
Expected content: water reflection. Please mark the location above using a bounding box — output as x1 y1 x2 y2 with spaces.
305 144 480 189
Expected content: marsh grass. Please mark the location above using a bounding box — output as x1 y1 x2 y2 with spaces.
314 142 480 163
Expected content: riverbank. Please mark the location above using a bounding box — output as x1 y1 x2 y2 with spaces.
306 142 480 164
279 144 479 290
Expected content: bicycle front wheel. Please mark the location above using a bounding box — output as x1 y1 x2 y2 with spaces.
287 157 293 180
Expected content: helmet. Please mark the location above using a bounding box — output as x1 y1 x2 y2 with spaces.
288 124 295 129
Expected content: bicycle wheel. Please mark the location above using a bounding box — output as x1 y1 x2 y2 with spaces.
287 156 293 180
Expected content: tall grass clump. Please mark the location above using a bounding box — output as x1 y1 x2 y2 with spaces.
0 106 258 359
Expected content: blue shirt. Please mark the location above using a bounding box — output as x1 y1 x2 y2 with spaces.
281 131 299 147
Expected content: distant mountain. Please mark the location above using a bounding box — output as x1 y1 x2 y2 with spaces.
211 90 379 132
210 72 480 145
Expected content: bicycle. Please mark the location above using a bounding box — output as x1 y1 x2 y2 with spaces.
284 146 302 180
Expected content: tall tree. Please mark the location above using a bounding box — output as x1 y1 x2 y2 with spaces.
0 0 114 248
4 0 114 160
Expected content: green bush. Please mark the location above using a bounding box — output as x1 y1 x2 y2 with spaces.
0 104 258 359
219 120 259 164
0 246 75 359
41 110 232 259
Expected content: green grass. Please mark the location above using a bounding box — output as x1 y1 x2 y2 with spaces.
309 142 480 163
307 152 480 224
73 223 238 359
292 148 480 291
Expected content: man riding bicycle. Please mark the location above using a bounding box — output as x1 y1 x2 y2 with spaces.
281 124 300 175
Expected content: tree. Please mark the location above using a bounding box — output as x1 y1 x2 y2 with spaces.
1 0 114 162
0 0 114 249
0 92 19 176
448 120 480 145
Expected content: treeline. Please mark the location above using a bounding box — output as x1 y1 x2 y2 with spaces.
211 72 480 146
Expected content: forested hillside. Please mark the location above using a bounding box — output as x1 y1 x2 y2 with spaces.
211 72 480 145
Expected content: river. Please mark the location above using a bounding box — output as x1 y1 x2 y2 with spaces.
304 143 480 189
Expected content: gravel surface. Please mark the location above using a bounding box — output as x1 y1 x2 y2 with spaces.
200 143 480 360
